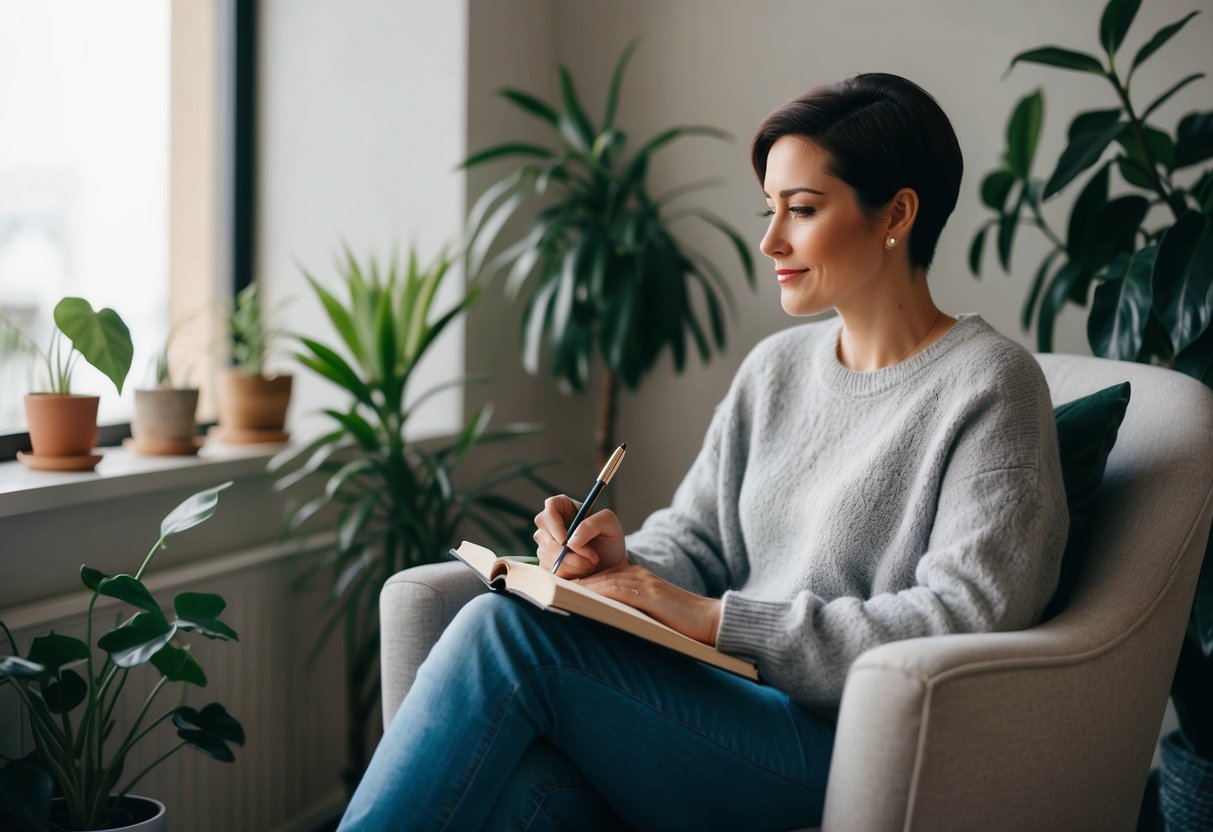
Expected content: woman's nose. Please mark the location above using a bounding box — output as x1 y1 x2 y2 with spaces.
760 218 787 259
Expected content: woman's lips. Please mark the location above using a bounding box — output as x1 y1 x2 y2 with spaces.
775 268 808 285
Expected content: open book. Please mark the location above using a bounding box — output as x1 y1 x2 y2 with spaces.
450 541 759 681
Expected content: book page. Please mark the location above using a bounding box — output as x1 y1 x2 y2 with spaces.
451 540 499 579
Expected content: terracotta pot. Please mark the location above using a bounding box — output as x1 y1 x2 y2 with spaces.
130 388 200 455
217 370 292 431
23 394 100 456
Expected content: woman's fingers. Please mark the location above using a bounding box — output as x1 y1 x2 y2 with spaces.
566 508 622 548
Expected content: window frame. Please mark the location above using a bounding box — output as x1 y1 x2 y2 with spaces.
0 0 257 463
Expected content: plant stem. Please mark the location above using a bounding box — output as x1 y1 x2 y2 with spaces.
1107 72 1185 220
0 620 18 654
114 676 170 763
134 537 168 582
117 740 185 799
114 706 177 760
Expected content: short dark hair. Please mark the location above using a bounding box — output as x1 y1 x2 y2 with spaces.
751 73 963 273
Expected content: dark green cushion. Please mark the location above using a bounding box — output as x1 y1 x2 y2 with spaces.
1042 381 1132 620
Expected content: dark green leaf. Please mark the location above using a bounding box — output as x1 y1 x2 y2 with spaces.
602 39 639 131
80 565 107 592
1174 111 1213 170
173 592 238 641
1153 212 1213 353
968 226 989 278
557 66 595 150
268 429 344 477
297 338 371 403
691 209 755 287
1117 155 1156 189
0 655 44 678
323 408 380 452
1067 163 1110 270
1067 108 1122 142
96 574 160 615
980 170 1016 211
637 126 730 161
304 272 365 365
53 297 134 394
1117 125 1174 174
1194 536 1213 655
460 142 555 170
1099 0 1140 55
338 494 376 555
1006 47 1106 78
42 669 86 714
997 209 1020 273
1086 195 1150 272
0 759 53 827
325 458 374 500
1088 246 1158 359
98 612 176 668
1131 11 1201 73
498 88 560 127
150 642 207 686
160 482 233 538
1175 316 1213 385
1142 72 1205 121
1005 91 1044 179
1044 119 1125 198
1023 250 1063 332
174 703 244 761
27 633 89 673
1038 261 1084 352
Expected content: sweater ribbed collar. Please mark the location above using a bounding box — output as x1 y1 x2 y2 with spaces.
815 313 987 398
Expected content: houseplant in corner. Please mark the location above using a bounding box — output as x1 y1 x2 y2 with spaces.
0 298 133 472
967 0 1212 825
0 482 244 831
212 282 293 444
463 41 756 466
270 244 553 792
127 329 201 457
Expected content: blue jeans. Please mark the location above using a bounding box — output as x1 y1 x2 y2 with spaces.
338 593 835 831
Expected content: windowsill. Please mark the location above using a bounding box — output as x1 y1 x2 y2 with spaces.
0 438 299 519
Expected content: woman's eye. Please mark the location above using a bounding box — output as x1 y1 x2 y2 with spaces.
790 206 816 217
759 208 774 218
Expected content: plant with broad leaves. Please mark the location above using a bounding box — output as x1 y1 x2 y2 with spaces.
0 298 133 396
970 0 1213 783
462 40 755 466
271 245 553 791
0 483 244 830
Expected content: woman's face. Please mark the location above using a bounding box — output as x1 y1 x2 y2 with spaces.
759 135 889 317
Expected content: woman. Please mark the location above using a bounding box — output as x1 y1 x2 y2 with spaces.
339 72 1068 831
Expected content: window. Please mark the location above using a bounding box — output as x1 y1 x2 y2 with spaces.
0 0 254 458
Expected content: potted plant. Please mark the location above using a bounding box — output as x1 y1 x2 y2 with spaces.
0 482 245 831
270 244 553 791
463 41 755 466
968 1 1212 826
127 329 201 457
212 282 292 444
0 298 133 472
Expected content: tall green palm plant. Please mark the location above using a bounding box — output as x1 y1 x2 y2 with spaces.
464 41 755 466
270 246 552 791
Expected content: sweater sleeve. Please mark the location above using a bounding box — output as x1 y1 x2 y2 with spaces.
624 389 747 597
716 397 1069 709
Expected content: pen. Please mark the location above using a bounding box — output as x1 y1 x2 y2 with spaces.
550 443 627 575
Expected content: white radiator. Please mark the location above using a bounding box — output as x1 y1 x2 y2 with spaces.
1 538 351 832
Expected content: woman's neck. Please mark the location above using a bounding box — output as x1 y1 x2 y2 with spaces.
835 274 953 372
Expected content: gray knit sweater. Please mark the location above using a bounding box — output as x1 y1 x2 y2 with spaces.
625 314 1068 710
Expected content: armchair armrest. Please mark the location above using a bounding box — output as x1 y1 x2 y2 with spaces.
379 561 487 725
822 611 1181 832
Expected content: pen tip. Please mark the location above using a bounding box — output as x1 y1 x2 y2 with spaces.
620 442 627 450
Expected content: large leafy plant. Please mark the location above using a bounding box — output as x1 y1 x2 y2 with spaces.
270 246 551 790
0 483 244 830
969 0 1213 770
0 298 133 396
464 41 755 465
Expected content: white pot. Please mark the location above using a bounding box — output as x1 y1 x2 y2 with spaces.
46 795 166 831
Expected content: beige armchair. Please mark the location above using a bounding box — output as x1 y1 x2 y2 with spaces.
379 353 1213 831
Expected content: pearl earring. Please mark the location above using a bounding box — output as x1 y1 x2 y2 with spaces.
886 237 896 248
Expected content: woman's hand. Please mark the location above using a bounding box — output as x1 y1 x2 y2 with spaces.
577 563 722 646
533 495 627 578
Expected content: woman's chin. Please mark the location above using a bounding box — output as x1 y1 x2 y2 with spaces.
779 292 831 318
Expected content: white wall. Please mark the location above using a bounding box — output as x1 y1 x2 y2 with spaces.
258 0 468 439
464 0 1213 521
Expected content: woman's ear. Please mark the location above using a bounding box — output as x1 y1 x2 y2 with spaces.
886 187 919 241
